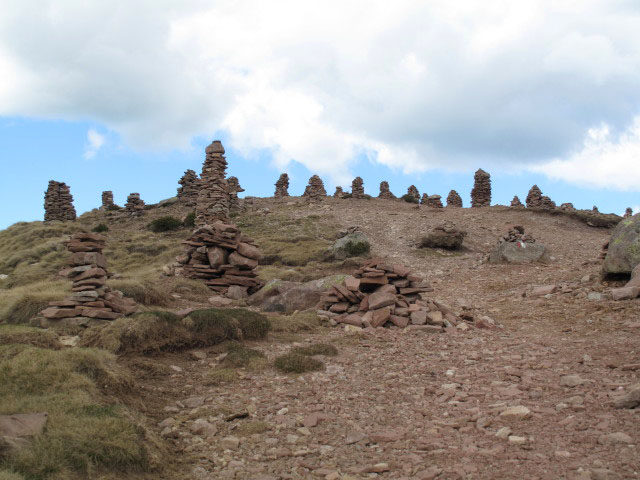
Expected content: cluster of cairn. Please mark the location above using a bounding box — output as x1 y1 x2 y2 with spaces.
318 259 465 332
174 223 262 297
44 180 76 221
499 225 535 244
446 190 462 208
274 173 289 198
303 175 327 200
195 141 229 226
125 193 145 215
227 176 244 213
407 185 420 202
351 177 365 199
334 186 345 198
471 169 491 207
378 181 396 199
39 233 137 324
177 169 201 206
422 194 443 208
101 191 115 209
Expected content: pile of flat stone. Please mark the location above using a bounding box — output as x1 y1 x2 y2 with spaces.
317 259 463 331
351 177 365 199
125 193 145 215
44 180 76 222
177 169 201 206
378 181 396 199
407 185 420 202
303 175 327 200
176 222 262 297
446 190 462 207
500 225 535 244
525 185 543 208
227 176 244 213
471 169 491 207
39 233 137 325
560 203 575 211
274 174 289 198
424 194 443 208
334 186 345 198
196 141 229 226
510 196 524 207
101 191 114 209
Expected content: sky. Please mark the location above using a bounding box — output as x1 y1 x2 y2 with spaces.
1 0 639 229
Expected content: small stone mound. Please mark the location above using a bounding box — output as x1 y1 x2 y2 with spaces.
471 169 491 207
334 186 345 198
510 196 524 207
351 177 365 199
489 226 549 264
177 169 201 206
101 191 114 210
274 173 289 198
317 259 472 331
407 185 420 202
227 176 244 213
39 233 137 326
419 222 466 249
172 222 262 297
303 175 327 200
560 203 575 211
124 193 145 216
446 190 462 208
196 140 229 226
592 205 599 213
526 185 543 208
539 195 556 210
378 181 396 199
499 225 535 244
420 193 428 205
44 180 76 222
624 207 633 218
424 194 443 208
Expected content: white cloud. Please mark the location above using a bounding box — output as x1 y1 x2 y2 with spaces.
83 129 105 159
633 206 640 215
1 1 640 186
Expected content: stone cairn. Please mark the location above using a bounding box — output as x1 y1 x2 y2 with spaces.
39 233 137 324
470 169 491 207
560 203 575 212
624 207 633 218
378 181 396 199
424 194 443 208
446 190 462 208
525 185 543 208
274 174 289 198
510 196 524 207
539 196 556 210
407 185 420 202
317 259 467 332
351 177 365 199
195 141 230 226
177 169 201 206
592 206 599 213
334 186 345 198
227 176 244 213
101 191 114 210
420 193 429 205
303 175 327 200
44 180 76 222
499 225 535 245
124 193 145 215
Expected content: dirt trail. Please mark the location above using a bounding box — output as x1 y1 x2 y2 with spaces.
136 200 639 479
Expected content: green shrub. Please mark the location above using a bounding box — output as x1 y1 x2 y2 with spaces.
342 193 353 199
92 223 109 233
274 353 324 373
183 211 196 228
148 216 182 233
344 240 370 256
291 343 338 356
187 308 271 340
222 342 266 368
401 194 419 204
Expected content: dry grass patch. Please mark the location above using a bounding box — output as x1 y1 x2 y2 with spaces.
273 353 325 373
0 325 61 349
204 368 238 386
235 421 270 436
291 343 338 357
0 281 68 324
269 311 324 333
221 343 267 371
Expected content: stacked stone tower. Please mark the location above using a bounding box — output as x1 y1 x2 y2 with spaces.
510 196 524 207
101 191 114 210
471 169 491 207
177 169 201 206
227 176 244 213
378 181 396 199
525 185 542 208
124 193 145 215
351 177 365 199
44 181 76 222
303 175 327 200
195 140 229 226
420 193 429 205
407 185 420 202
624 207 633 218
334 186 345 198
446 190 462 208
274 174 289 198
424 195 443 208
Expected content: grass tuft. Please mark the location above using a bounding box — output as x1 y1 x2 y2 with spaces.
91 223 109 233
222 342 266 369
148 216 182 233
291 343 338 357
273 353 325 373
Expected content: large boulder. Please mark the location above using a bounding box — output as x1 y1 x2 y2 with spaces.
419 222 466 249
248 275 346 313
489 242 549 264
603 214 640 275
329 232 370 260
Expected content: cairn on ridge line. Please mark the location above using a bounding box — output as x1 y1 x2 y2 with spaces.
44 180 76 222
334 186 345 198
351 177 365 199
525 185 542 208
274 173 289 198
446 190 463 208
592 206 599 213
470 169 491 207
420 193 428 205
39 232 137 324
560 203 575 212
195 140 229 226
177 169 201 206
101 191 114 210
378 181 396 199
227 176 244 213
425 194 443 208
624 207 633 218
407 185 420 202
124 193 145 216
510 196 524 207
303 175 327 200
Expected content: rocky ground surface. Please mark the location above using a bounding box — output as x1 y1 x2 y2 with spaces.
134 198 639 479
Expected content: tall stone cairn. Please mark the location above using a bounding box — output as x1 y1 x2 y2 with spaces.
302 175 327 200
101 191 114 210
44 180 76 222
274 173 289 198
624 207 633 218
177 169 201 206
351 177 365 199
334 186 345 198
124 193 145 215
526 185 543 208
470 169 491 207
420 193 429 205
446 190 462 208
39 233 137 324
195 140 230 226
378 181 396 199
510 196 524 207
407 185 420 202
425 195 443 208
227 176 244 213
